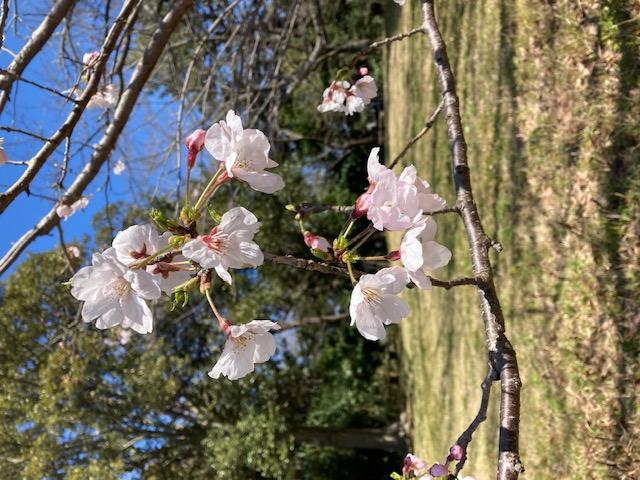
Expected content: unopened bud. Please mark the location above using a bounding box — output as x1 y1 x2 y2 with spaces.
184 129 206 168
83 51 100 67
285 204 297 212
303 231 331 252
352 192 371 218
150 208 181 232
429 463 449 477
448 444 464 462
386 250 401 261
358 66 369 76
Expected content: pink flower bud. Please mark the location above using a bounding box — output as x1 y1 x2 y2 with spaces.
353 192 371 218
303 231 331 252
184 129 206 168
358 66 369 76
448 444 464 462
402 454 427 475
82 51 100 67
429 463 449 477
385 250 401 261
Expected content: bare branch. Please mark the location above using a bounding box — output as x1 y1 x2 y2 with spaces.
0 0 75 113
388 97 444 169
0 0 10 51
0 0 196 276
0 0 141 214
263 252 476 291
452 364 498 475
421 2 522 478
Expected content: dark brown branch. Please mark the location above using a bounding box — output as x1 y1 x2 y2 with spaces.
388 97 445 169
421 2 522 479
0 0 196 276
0 68 79 102
263 253 476 290
349 26 425 67
0 0 75 113
452 364 498 476
0 126 50 143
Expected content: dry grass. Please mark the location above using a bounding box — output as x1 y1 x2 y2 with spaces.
385 1 639 478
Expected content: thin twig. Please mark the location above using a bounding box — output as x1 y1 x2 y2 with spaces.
0 0 76 113
452 364 498 476
0 126 50 142
0 68 78 102
55 223 76 274
0 0 196 276
388 98 445 169
263 253 476 290
349 26 425 67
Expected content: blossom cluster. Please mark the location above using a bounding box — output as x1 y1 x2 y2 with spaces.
317 71 377 115
300 146 451 341
70 110 284 381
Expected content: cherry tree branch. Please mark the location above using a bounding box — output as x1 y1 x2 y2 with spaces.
0 0 75 114
0 0 196 277
421 2 522 478
388 97 445 169
0 0 10 52
452 364 498 476
263 253 476 290
0 0 141 214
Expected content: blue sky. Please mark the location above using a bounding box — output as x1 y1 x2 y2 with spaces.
0 2 193 278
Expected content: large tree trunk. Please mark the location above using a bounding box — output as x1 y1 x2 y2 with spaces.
293 424 407 451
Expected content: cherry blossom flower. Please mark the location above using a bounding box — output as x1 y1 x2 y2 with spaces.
56 196 89 220
66 245 81 258
113 224 166 265
70 247 161 334
112 224 191 295
87 84 117 109
353 147 389 217
349 266 409 340
113 158 126 175
317 80 350 113
400 216 451 290
182 206 263 284
204 110 284 193
402 453 428 476
185 128 206 168
318 76 377 115
83 51 100 67
303 231 331 252
358 66 369 76
350 75 377 108
0 137 8 164
209 320 280 380
367 171 415 231
398 165 446 214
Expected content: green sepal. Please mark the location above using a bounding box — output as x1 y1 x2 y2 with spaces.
310 248 332 261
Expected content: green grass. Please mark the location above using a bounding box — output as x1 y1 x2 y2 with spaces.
385 1 640 478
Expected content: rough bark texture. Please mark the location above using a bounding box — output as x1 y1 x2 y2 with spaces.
421 2 522 479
